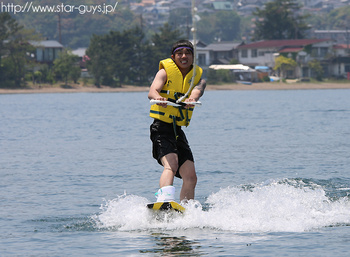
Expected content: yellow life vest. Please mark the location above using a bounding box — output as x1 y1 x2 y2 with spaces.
150 58 203 127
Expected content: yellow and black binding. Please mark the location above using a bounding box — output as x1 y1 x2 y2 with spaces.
147 201 185 213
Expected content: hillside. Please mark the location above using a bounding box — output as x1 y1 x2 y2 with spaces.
6 0 350 49
7 0 137 48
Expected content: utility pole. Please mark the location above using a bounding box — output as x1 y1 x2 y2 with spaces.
58 13 62 44
140 14 143 33
346 26 349 55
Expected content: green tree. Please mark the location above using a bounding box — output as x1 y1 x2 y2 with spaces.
0 13 39 88
0 13 22 87
197 11 241 43
326 6 350 29
53 50 80 85
151 23 183 64
207 69 234 84
8 29 37 87
86 33 112 86
86 24 191 87
253 0 309 40
143 23 184 83
111 27 147 86
87 27 148 87
308 59 323 81
274 55 297 79
168 7 192 37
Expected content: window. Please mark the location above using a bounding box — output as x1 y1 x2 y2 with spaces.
44 48 54 61
345 65 350 73
241 49 247 58
36 48 43 62
198 53 206 66
251 49 257 58
311 48 318 57
298 55 305 62
320 47 328 57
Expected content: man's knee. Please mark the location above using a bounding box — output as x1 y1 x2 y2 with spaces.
161 153 179 173
187 172 197 186
180 161 197 185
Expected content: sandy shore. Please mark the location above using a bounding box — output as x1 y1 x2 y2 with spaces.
1 82 350 94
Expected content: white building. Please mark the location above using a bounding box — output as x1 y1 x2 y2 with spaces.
236 38 349 79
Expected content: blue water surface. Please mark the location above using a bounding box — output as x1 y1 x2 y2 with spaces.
1 89 350 256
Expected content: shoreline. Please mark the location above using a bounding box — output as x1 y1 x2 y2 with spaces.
1 82 350 94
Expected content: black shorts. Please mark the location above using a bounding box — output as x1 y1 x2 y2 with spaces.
150 119 194 178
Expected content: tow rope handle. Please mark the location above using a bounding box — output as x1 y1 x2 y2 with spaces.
150 99 202 107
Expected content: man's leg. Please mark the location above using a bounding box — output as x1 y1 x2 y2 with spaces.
154 153 178 202
159 153 178 188
179 160 197 201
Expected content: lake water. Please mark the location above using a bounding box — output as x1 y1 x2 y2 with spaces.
1 89 350 256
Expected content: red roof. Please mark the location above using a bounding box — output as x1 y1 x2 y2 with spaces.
238 39 331 49
279 47 304 53
334 44 350 49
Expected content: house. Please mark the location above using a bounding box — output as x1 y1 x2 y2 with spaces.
29 40 64 64
192 41 244 78
72 47 92 78
236 39 342 79
211 2 234 10
333 44 350 57
196 41 243 66
72 47 87 68
237 5 260 15
330 44 350 79
302 0 323 7
132 0 155 7
191 40 209 78
205 41 243 64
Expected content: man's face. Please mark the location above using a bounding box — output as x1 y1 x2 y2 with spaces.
172 48 193 72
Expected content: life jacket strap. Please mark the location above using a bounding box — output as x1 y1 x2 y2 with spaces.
171 115 178 140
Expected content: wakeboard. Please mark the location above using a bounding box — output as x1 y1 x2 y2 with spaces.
147 201 185 213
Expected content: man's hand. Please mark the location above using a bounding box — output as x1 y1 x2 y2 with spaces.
184 98 196 108
155 97 168 108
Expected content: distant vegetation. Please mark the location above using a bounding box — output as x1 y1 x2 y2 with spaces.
7 0 138 49
1 0 349 88
86 23 183 87
0 13 40 87
9 0 350 48
0 11 183 88
252 0 310 40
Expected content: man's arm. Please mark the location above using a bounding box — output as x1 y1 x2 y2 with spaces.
148 69 168 107
148 69 167 100
187 79 207 102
